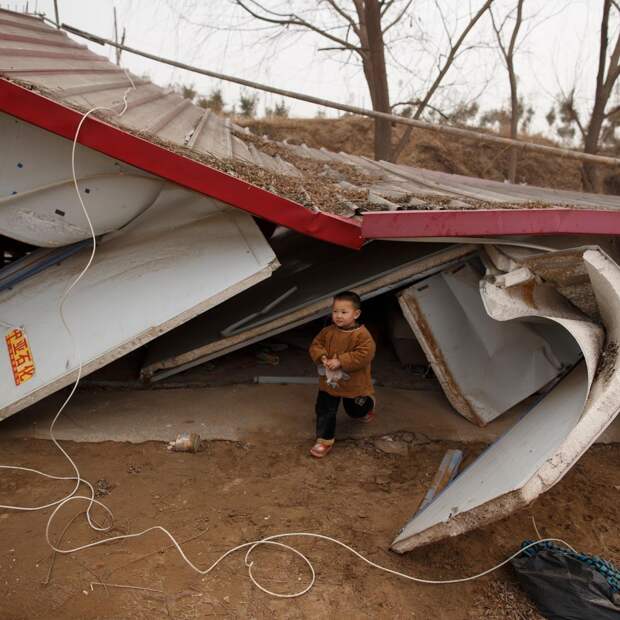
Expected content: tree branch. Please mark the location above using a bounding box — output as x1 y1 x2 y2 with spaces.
434 0 454 47
604 102 620 119
391 0 495 160
392 99 450 121
489 7 509 62
233 0 361 52
382 0 413 35
380 0 396 18
507 1 524 60
595 0 611 101
325 0 360 38
565 92 588 140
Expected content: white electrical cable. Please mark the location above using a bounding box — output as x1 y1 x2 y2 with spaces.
43 493 576 598
0 73 136 525
0 72 579 601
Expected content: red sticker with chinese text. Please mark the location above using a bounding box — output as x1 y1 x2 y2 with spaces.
5 328 35 386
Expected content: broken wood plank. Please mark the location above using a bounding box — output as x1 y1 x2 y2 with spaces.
415 449 463 515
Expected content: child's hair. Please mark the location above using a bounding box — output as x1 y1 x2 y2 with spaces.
333 290 361 309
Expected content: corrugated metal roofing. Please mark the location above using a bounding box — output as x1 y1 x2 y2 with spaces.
2 7 620 244
0 10 302 175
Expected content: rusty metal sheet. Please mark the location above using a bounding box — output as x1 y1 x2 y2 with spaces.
398 260 580 426
140 240 475 382
392 248 618 553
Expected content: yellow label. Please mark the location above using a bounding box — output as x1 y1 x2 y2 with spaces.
5 328 35 386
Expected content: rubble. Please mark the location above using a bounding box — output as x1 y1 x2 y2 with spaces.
1 8 620 557
392 248 620 552
373 436 410 456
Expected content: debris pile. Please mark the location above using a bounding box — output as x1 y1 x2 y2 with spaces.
1 8 620 555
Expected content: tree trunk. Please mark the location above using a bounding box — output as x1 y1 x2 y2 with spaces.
582 0 615 193
582 102 607 192
507 92 519 184
358 0 392 161
505 0 523 184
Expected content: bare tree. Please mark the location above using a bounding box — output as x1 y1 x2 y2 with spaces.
167 1 495 162
230 0 406 160
490 0 524 183
583 0 620 191
390 0 494 162
556 1 620 192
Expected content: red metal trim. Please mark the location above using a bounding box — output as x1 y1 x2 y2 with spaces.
0 32 84 48
1 68 122 75
362 209 620 239
0 79 362 249
0 47 103 60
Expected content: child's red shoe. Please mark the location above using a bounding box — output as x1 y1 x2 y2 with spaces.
310 442 333 458
360 410 375 423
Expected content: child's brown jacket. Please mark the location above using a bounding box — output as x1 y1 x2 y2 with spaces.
309 324 376 398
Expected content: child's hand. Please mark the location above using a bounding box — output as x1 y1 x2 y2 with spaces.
325 357 341 370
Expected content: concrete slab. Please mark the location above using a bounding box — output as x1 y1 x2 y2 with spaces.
1 384 619 445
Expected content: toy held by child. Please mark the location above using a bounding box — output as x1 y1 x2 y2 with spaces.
308 291 376 458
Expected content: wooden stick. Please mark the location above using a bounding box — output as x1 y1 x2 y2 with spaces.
416 449 463 514
59 22 620 168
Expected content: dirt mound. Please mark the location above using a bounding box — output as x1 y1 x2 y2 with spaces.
240 116 588 192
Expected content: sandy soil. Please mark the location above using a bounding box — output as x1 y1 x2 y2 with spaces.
0 437 618 619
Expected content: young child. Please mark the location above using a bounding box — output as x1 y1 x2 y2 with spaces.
308 291 376 458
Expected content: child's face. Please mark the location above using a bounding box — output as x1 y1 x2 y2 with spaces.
332 299 361 328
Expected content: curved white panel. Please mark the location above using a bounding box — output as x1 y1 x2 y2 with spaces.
0 112 163 246
0 174 164 246
398 262 581 426
392 248 617 553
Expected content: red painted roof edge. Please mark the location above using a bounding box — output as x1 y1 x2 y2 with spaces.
362 208 620 239
0 79 362 249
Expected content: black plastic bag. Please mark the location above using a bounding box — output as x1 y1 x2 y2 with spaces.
512 541 620 620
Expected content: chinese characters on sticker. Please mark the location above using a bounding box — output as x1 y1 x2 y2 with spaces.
5 328 35 386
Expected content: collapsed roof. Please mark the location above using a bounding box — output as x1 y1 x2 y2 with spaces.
1 8 620 554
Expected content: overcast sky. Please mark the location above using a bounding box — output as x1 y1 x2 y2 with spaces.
10 1 613 137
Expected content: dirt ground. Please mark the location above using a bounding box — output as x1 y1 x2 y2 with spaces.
0 436 618 619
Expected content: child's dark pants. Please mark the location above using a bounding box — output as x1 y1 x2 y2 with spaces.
315 390 374 440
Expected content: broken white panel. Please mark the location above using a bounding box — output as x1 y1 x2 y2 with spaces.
0 174 164 246
391 249 618 553
0 112 163 246
398 261 580 426
517 246 601 320
140 239 477 382
0 185 277 420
